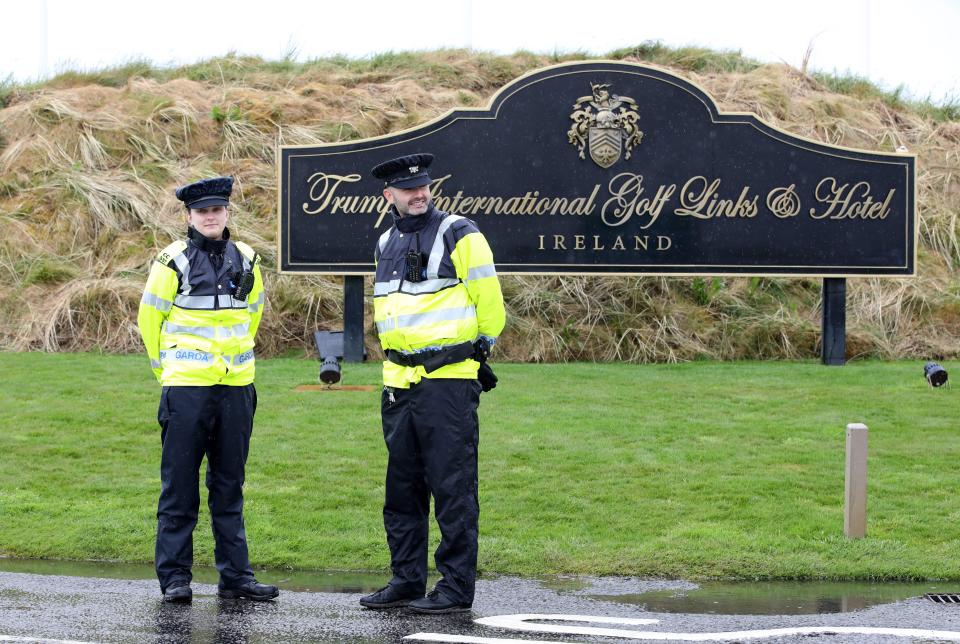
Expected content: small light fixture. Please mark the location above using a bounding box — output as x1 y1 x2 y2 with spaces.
924 362 948 388
314 330 344 385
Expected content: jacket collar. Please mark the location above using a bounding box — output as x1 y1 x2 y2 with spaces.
392 204 436 233
187 226 230 254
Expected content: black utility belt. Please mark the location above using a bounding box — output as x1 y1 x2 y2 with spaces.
386 342 475 373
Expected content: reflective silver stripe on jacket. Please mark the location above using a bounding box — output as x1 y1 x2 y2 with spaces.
377 228 394 255
162 322 251 338
163 322 215 339
220 294 248 309
229 322 251 336
174 294 215 309
374 277 461 297
376 305 476 333
247 292 265 313
426 215 465 279
172 294 249 310
465 263 497 282
172 253 192 296
159 349 255 366
141 292 173 312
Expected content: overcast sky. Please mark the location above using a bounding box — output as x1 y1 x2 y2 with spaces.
3 0 958 104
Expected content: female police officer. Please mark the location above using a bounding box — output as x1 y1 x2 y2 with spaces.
138 177 278 603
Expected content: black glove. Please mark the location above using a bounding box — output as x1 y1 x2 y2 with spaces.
477 362 498 392
473 337 492 363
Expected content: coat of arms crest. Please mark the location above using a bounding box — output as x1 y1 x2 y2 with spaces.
567 82 643 168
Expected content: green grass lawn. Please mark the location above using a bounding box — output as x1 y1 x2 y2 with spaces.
1 352 958 581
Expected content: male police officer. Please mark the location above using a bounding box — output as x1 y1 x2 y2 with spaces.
137 177 278 603
359 153 505 614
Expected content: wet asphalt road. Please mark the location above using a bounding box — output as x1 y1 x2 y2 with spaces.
3 571 960 643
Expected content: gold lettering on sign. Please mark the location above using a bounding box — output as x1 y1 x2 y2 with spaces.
330 194 388 215
810 178 894 220
432 176 599 217
601 173 675 228
534 234 673 252
766 184 801 218
675 176 758 219
303 173 364 214
299 170 899 242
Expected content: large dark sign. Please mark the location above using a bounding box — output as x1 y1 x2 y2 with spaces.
279 61 915 276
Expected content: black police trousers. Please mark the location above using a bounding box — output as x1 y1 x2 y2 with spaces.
155 384 256 592
381 377 482 605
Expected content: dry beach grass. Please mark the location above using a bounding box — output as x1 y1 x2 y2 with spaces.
1 46 958 361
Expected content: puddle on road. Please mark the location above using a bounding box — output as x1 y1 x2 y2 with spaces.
0 558 949 615
585 580 949 615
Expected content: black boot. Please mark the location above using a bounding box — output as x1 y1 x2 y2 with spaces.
359 584 423 609
163 583 192 604
408 589 471 614
218 580 279 601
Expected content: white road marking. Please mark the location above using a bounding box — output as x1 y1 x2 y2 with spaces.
404 612 960 642
0 636 97 644
405 636 567 644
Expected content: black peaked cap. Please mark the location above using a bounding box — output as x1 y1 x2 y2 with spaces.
175 176 233 209
371 153 434 189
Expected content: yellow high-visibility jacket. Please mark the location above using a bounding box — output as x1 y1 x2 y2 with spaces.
137 233 265 386
374 206 506 388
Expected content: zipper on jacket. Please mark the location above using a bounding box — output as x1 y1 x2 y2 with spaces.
213 251 221 310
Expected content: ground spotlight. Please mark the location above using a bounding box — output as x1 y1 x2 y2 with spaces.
924 362 948 387
314 330 344 385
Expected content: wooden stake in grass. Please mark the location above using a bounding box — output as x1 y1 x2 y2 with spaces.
845 423 869 538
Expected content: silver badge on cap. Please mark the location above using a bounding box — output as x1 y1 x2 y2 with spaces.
409 166 419 174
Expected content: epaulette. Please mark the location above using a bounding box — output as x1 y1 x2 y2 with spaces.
234 241 260 266
156 240 188 267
